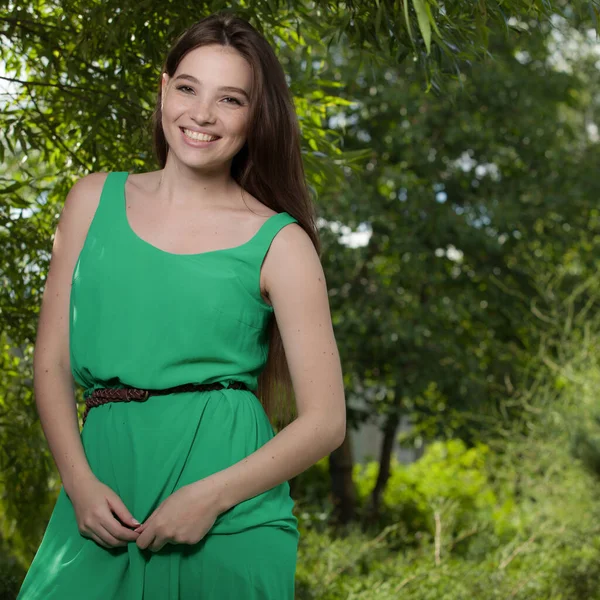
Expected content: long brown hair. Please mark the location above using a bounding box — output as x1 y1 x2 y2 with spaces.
151 12 320 427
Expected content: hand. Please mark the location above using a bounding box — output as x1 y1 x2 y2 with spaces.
68 474 141 549
134 481 222 552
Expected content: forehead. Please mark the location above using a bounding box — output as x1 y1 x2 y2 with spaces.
175 45 252 90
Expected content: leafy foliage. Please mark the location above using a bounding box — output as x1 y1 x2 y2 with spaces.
295 335 600 598
1 1 600 594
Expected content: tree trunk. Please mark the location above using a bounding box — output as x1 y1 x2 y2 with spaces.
366 411 400 523
329 429 357 524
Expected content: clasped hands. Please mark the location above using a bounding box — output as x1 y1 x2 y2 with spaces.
133 481 223 552
72 472 224 551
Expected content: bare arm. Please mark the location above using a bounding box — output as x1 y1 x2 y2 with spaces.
35 172 147 547
33 172 107 496
200 222 347 511
133 221 346 551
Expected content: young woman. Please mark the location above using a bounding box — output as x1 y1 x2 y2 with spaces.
17 12 346 600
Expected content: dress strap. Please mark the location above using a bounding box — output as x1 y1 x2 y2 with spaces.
248 212 299 266
102 171 128 205
90 171 128 230
78 171 128 241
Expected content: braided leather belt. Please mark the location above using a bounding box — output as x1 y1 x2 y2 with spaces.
82 381 249 425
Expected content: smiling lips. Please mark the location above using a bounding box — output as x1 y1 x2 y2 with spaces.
181 127 220 142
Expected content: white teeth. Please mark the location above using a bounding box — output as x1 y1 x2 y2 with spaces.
182 128 219 142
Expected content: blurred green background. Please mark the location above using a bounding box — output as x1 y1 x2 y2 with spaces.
2 1 600 598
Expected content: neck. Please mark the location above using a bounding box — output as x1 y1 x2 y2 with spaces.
156 156 242 210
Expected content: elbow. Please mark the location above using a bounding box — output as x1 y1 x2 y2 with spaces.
329 417 347 452
308 405 346 453
332 429 346 452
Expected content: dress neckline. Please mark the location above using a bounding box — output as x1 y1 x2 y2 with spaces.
121 171 284 258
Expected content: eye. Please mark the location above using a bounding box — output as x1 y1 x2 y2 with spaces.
222 97 242 105
176 85 194 93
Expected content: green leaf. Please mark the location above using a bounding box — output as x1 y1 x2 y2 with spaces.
7 195 32 209
376 0 384 37
338 148 372 163
0 181 27 195
425 2 442 38
412 0 432 54
401 0 414 47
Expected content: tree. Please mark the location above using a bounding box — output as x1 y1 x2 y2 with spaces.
317 15 600 519
1 0 598 564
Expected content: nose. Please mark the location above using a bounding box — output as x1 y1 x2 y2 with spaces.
191 95 216 124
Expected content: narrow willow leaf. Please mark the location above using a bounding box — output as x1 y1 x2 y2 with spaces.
339 148 372 163
425 2 442 38
267 0 278 16
376 0 384 37
401 0 414 46
412 0 432 54
475 9 489 47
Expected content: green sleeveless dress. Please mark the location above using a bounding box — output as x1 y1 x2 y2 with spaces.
17 171 300 599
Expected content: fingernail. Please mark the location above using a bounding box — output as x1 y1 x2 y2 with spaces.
132 518 141 526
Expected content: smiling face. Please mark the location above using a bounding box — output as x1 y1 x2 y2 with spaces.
160 44 253 173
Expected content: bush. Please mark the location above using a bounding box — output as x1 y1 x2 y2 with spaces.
352 439 502 550
295 371 600 599
0 545 25 600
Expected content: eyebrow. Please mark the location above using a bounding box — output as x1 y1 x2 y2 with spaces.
173 74 250 100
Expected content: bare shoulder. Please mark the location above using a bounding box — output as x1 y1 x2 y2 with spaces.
269 220 319 260
35 171 110 367
262 221 324 296
56 172 109 251
66 171 109 199
62 172 108 218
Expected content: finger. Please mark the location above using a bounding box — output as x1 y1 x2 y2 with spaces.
106 495 141 529
84 530 111 549
136 529 155 551
102 517 141 542
97 523 127 547
134 510 157 534
150 536 167 552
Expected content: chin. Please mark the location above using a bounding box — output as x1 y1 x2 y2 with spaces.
179 158 229 173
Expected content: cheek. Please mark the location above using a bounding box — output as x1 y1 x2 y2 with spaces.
230 112 250 137
161 104 175 128
163 97 191 119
